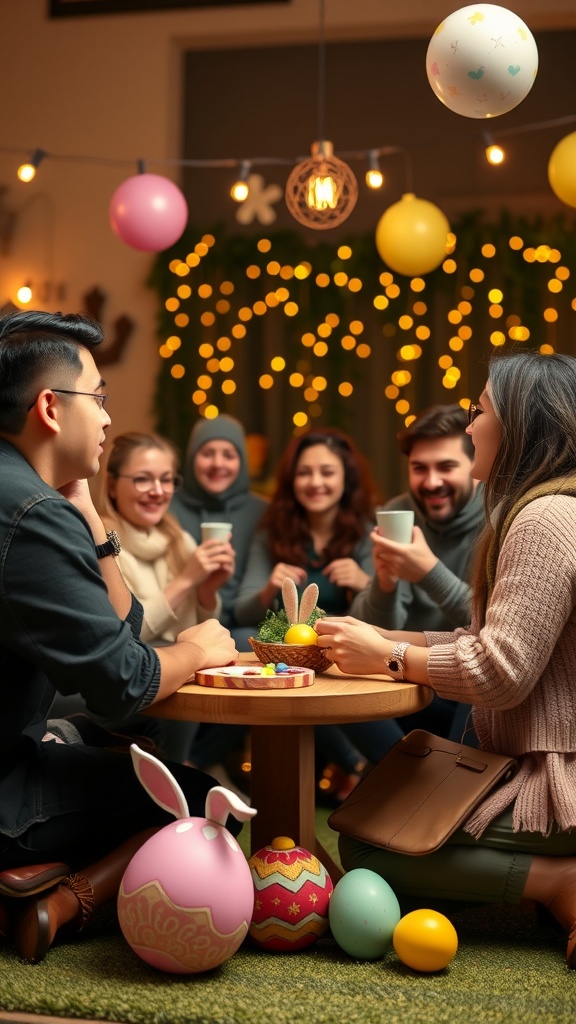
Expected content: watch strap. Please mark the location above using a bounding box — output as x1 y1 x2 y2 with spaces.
94 530 122 559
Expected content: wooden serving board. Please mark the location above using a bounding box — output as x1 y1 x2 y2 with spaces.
194 665 315 689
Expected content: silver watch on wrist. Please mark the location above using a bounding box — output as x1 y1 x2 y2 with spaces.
385 641 411 680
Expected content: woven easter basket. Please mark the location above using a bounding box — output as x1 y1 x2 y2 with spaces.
249 637 333 674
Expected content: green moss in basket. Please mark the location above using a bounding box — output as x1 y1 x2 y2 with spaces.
256 607 326 643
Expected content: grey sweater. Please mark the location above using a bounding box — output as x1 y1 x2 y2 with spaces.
350 484 485 631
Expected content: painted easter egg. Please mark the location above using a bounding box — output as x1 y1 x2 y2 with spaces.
248 837 333 951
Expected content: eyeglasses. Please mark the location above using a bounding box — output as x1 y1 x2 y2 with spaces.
28 388 109 411
114 473 183 493
468 403 483 426
52 389 109 409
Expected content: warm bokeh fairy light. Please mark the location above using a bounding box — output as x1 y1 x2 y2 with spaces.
157 229 574 428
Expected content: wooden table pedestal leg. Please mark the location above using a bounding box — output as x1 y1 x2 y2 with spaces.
249 723 342 881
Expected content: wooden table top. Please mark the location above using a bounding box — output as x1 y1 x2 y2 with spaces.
149 653 432 727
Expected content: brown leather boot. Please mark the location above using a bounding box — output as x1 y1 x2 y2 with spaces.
0 862 70 943
12 829 157 963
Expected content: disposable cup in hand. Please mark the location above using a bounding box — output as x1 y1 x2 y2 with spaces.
200 522 233 542
376 510 414 545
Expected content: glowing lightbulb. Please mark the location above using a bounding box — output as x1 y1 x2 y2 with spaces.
17 284 32 304
366 168 384 189
307 172 338 211
17 163 36 183
486 144 505 166
231 180 249 202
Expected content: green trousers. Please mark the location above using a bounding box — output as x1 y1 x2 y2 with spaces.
339 808 576 906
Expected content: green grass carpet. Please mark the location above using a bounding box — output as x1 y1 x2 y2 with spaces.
1 811 575 1024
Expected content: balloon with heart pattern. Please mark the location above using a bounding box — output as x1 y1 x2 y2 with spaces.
426 4 538 118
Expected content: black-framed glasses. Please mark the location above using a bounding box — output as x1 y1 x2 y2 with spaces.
114 473 183 494
468 403 483 426
28 388 109 411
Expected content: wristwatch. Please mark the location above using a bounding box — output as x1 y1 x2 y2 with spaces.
385 641 411 680
94 530 122 559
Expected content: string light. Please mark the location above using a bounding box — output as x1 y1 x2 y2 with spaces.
17 148 46 183
365 150 384 189
230 160 251 202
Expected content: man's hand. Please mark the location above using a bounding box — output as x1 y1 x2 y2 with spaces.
372 525 438 587
323 558 370 592
316 615 391 675
178 619 238 672
58 479 102 532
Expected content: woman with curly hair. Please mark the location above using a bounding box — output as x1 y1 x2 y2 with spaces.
234 428 404 798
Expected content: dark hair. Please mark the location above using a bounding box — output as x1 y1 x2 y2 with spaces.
397 404 474 460
261 428 380 566
0 309 103 435
472 351 576 620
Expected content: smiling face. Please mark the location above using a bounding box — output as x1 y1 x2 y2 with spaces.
466 383 503 483
107 445 177 530
292 443 346 517
408 435 475 524
193 439 241 496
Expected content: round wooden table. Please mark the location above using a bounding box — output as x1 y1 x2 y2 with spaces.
149 655 432 879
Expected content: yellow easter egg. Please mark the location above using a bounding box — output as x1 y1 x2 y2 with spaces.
284 624 318 645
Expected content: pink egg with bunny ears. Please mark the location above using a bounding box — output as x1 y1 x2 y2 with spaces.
117 744 256 974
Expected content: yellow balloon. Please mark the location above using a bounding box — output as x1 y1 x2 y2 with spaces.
548 132 576 209
375 193 450 277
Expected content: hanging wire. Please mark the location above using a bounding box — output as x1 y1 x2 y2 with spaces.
317 0 326 152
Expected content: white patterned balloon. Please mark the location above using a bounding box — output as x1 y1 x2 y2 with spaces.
426 4 538 119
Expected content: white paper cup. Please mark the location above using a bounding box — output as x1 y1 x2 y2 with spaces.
376 510 414 545
200 522 233 542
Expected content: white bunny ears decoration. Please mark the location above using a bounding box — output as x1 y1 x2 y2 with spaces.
282 578 319 627
129 743 256 826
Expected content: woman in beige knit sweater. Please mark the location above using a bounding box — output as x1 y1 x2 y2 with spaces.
317 351 576 968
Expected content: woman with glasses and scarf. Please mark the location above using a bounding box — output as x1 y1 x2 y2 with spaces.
99 432 235 646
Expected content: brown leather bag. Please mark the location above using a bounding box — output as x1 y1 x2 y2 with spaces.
328 729 518 855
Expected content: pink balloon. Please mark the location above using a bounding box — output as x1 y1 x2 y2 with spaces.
109 173 188 252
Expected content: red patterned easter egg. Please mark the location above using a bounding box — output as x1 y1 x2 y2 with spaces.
248 837 333 951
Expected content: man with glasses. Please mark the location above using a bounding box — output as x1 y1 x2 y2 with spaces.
351 404 484 740
0 309 240 963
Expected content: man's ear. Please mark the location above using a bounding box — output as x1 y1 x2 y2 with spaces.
32 390 61 435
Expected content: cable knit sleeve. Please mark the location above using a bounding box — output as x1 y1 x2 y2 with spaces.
426 495 576 712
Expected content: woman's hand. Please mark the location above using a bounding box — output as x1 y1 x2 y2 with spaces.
259 562 307 610
323 557 371 592
182 540 235 587
316 615 392 675
197 547 236 609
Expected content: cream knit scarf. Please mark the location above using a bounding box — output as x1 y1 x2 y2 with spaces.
117 517 170 562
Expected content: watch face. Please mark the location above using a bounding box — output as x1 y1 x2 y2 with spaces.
388 659 400 672
107 531 122 555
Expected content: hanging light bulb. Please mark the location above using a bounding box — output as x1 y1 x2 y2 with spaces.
17 148 47 183
231 161 251 202
365 150 384 189
484 135 505 165
285 141 358 229
16 282 33 304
